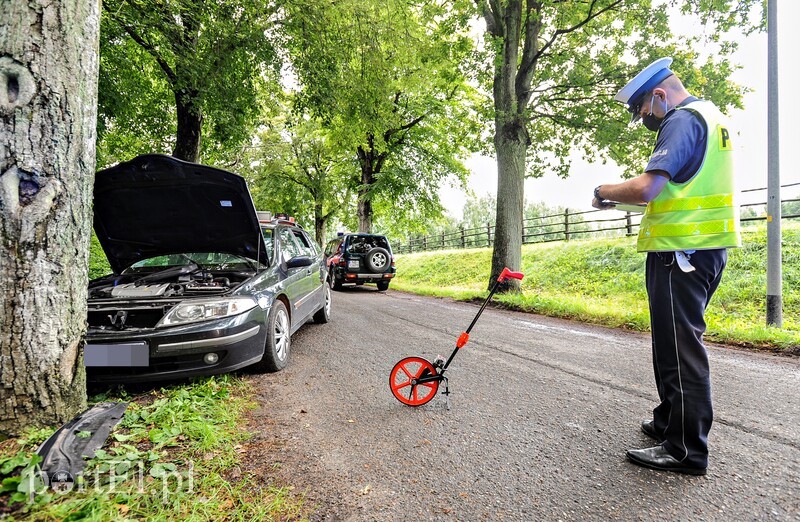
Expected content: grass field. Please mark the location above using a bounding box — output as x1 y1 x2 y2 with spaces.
392 222 800 353
0 377 307 521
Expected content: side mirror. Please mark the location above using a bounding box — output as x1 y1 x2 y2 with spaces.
286 256 313 269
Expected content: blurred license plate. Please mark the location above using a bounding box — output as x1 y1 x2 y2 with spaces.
84 342 149 367
348 260 359 268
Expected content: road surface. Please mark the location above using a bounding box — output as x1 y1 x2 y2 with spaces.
244 287 800 521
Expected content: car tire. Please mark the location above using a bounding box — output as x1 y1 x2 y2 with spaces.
251 299 290 373
377 280 390 292
331 273 343 291
313 284 331 323
365 247 391 273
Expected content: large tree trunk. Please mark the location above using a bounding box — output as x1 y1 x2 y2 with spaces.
485 0 528 291
491 126 526 291
0 0 99 435
173 89 202 163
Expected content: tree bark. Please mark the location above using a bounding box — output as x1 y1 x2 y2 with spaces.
356 139 380 234
491 127 526 291
484 0 532 291
314 200 326 246
0 0 99 435
173 89 203 163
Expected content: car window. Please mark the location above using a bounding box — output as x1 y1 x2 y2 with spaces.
292 230 317 257
279 228 303 262
261 228 274 264
346 235 389 254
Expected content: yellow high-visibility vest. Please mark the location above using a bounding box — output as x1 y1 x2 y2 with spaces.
637 100 742 252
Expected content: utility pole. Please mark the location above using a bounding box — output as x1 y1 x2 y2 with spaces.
766 0 782 326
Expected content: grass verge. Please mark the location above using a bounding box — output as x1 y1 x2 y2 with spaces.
393 222 800 354
0 376 307 521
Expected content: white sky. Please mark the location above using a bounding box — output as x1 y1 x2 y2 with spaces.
439 1 800 219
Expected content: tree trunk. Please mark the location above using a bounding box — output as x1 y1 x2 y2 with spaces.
490 129 526 291
0 0 99 435
356 148 376 234
173 89 202 163
486 0 528 291
314 200 325 246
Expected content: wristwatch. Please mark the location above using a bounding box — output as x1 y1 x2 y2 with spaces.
594 185 603 200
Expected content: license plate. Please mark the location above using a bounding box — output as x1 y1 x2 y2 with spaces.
84 342 149 367
348 260 360 268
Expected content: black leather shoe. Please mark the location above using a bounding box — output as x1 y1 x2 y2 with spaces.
626 445 707 476
641 419 660 440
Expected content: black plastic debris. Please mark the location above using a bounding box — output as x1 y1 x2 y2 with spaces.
36 402 128 478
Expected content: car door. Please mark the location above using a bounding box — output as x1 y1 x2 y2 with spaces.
289 229 324 319
277 227 314 326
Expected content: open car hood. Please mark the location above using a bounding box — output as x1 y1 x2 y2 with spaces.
94 154 268 274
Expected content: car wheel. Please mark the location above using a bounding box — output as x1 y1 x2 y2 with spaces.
331 273 343 291
252 299 290 372
313 284 331 323
376 280 389 292
365 247 391 273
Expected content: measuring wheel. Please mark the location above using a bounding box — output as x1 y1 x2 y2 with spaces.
389 356 440 406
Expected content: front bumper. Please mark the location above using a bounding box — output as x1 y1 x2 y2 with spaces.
85 307 267 384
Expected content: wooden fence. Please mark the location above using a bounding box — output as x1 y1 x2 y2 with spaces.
395 188 800 254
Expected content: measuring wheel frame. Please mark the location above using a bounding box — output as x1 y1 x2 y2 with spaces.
389 267 524 408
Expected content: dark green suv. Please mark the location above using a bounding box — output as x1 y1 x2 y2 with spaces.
324 233 395 291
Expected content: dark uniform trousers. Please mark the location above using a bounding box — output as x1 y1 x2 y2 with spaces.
645 248 727 469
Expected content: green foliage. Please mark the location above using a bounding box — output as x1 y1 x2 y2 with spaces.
393 221 800 352
0 377 307 520
98 0 281 165
89 233 112 280
475 0 761 179
242 109 355 244
284 0 481 229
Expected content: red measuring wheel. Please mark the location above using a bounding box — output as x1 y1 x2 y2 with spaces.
389 356 440 406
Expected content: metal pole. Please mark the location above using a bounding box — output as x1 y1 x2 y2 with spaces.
766 0 782 326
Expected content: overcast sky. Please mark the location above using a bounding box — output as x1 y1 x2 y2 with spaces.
440 1 800 219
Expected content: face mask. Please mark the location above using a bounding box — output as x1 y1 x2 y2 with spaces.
642 94 668 132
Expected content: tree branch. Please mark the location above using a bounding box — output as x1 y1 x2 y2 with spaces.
107 10 177 84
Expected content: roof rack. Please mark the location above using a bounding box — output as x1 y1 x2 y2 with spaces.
257 211 303 228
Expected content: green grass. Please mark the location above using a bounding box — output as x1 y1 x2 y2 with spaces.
393 222 800 353
0 376 307 521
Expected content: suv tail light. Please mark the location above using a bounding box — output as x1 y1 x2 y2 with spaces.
338 257 346 267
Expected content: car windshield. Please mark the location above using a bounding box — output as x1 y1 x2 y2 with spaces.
122 252 260 273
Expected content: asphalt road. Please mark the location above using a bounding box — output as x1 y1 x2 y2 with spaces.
246 286 800 521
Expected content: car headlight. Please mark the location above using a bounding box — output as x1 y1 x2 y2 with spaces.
156 296 258 327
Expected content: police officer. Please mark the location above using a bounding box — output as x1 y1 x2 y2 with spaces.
592 57 741 475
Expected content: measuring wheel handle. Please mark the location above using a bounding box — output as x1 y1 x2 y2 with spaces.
497 267 524 284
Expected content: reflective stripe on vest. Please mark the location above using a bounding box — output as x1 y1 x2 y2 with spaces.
636 100 741 252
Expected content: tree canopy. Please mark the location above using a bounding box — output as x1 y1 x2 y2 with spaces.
98 0 281 164
283 0 481 232
475 0 762 289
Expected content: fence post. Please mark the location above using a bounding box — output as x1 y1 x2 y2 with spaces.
487 222 492 247
564 209 570 241
423 235 427 251
441 232 445 249
626 211 633 236
460 226 465 248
